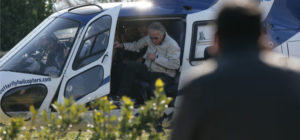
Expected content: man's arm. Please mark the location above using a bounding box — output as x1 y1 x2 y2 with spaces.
155 44 180 70
123 36 148 52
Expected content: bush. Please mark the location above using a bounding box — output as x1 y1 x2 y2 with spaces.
0 79 172 140
38 98 88 139
0 118 25 140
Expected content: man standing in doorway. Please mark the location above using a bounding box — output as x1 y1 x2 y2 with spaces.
114 22 180 98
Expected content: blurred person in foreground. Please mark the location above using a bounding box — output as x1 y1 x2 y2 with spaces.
171 1 300 140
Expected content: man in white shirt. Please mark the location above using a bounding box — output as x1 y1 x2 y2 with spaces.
114 22 181 98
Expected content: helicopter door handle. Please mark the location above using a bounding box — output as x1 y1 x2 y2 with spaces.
101 53 108 63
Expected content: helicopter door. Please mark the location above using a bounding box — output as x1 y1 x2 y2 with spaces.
57 5 121 104
178 10 216 91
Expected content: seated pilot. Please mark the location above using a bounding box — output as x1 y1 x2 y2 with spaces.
43 36 69 76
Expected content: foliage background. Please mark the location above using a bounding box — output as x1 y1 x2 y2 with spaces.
0 0 53 51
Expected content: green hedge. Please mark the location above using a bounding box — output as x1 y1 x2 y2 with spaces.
0 79 172 140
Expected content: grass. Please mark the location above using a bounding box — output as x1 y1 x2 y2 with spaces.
55 119 172 140
63 131 91 140
62 130 170 140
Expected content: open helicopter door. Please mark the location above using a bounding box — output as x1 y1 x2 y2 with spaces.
178 9 216 92
57 5 121 105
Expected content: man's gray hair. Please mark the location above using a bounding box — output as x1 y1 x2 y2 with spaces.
148 22 166 36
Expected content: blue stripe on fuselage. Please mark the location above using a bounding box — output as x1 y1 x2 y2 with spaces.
100 76 110 87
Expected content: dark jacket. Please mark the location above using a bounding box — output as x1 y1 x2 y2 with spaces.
172 50 300 140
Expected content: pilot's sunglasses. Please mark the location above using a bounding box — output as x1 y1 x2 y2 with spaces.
150 36 160 40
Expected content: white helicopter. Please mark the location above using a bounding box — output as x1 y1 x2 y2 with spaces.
0 0 299 124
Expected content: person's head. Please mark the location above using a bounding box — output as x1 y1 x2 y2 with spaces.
148 22 166 45
215 1 262 53
41 35 56 52
137 25 148 37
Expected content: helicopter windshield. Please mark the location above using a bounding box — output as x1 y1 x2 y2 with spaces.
0 18 80 77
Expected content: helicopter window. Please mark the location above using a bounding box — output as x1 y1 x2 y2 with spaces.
65 66 104 100
0 18 80 77
54 27 77 45
1 84 47 118
190 21 214 65
73 16 111 70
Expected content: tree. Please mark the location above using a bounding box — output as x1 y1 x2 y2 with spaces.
0 0 53 51
0 0 139 51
